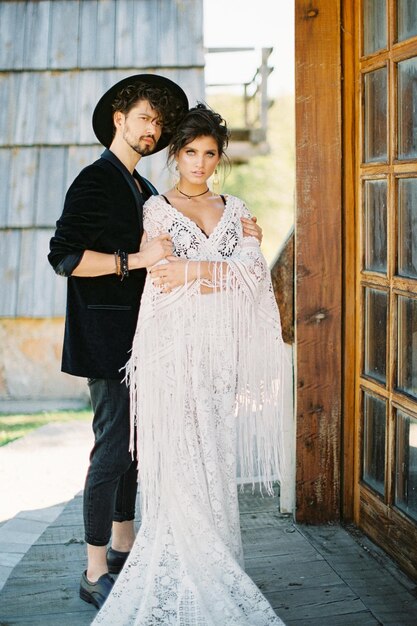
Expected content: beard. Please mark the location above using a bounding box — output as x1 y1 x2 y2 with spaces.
124 129 157 156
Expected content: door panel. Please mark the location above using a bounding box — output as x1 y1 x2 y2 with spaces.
363 67 388 162
347 0 417 580
398 178 417 277
395 409 417 522
362 391 387 496
363 179 388 272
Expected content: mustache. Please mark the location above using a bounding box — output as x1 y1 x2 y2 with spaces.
140 135 155 143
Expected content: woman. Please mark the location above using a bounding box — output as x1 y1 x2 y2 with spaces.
93 104 286 625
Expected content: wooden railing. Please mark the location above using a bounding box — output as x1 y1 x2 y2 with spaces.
205 47 274 160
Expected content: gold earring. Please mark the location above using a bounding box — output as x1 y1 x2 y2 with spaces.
173 163 179 185
213 168 220 193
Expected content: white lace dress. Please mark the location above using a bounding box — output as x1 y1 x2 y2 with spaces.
93 194 286 625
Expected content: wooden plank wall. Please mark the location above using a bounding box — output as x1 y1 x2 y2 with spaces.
295 1 343 522
0 0 204 70
0 0 205 318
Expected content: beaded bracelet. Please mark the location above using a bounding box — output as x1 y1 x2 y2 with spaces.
119 251 129 281
114 250 129 280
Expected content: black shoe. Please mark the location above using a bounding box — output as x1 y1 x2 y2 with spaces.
79 571 114 609
106 547 130 574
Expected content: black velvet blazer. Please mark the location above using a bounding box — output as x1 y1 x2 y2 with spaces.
48 150 157 379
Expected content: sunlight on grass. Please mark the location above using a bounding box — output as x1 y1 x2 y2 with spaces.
0 410 92 447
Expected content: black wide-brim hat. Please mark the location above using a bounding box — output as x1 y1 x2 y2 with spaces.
92 73 189 155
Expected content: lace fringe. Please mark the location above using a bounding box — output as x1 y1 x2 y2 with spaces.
127 251 286 516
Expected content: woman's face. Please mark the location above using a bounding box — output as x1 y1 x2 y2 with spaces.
175 135 221 186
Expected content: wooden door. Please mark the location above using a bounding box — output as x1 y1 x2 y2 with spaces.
345 0 417 580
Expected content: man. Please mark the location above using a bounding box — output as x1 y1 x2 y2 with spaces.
49 74 261 609
48 74 188 608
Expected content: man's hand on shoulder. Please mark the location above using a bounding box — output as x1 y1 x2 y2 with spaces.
241 216 263 244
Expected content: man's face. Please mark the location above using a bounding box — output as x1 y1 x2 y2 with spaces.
117 100 163 156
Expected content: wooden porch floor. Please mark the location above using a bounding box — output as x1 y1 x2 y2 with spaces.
0 490 417 625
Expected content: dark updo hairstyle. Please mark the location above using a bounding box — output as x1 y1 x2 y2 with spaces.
167 103 230 167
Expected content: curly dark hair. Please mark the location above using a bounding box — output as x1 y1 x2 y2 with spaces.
111 83 186 137
167 103 230 164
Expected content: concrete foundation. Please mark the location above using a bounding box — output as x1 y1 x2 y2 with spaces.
0 318 88 412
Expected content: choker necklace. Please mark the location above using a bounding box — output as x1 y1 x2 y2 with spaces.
176 185 210 200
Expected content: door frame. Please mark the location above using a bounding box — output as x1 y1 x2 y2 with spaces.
295 0 343 523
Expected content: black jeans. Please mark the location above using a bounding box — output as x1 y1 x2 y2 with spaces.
84 378 138 546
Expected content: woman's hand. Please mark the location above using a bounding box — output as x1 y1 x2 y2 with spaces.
241 216 263 243
150 258 229 294
149 257 192 292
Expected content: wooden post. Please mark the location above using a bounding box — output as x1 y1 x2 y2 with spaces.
260 47 273 133
341 0 357 524
271 227 294 345
295 0 342 522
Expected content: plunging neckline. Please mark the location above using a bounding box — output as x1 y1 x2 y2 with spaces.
161 194 229 240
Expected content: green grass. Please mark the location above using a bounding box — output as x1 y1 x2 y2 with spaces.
0 409 92 447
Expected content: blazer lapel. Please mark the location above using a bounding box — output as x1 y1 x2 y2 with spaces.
100 149 142 212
